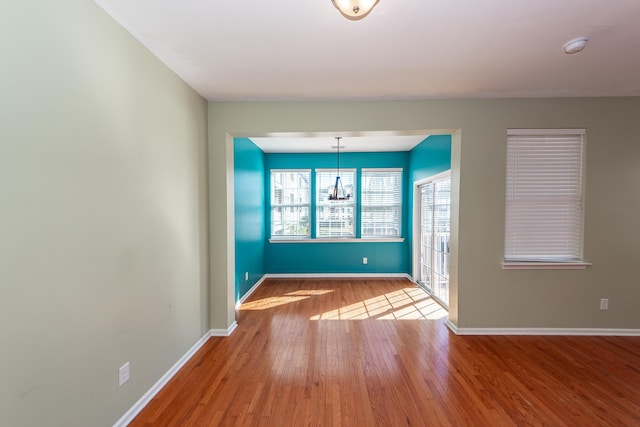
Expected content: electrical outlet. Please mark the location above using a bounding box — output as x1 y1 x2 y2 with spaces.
245 272 248 281
600 298 609 310
119 362 130 386
363 257 368 265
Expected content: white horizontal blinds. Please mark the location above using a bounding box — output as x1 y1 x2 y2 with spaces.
316 169 356 237
505 130 585 261
361 169 402 238
271 170 311 238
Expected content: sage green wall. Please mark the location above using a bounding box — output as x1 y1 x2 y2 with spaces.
0 1 208 426
209 98 640 331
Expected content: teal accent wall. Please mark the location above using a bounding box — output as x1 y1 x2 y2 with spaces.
266 242 406 274
265 151 410 274
234 138 266 300
232 138 451 279
409 135 452 183
407 135 452 275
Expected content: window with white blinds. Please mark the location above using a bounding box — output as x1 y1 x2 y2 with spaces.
361 169 403 238
504 129 585 262
316 169 356 238
270 170 311 238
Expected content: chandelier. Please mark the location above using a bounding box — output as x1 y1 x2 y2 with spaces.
329 137 351 201
331 0 380 20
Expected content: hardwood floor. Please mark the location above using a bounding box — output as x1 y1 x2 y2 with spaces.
130 278 640 426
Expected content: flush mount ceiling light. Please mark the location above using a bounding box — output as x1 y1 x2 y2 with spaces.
563 37 590 54
331 0 380 20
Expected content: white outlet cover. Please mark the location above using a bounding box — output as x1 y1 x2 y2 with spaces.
363 257 368 264
119 362 130 386
600 299 609 310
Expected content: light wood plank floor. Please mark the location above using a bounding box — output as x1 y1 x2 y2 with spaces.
130 278 640 426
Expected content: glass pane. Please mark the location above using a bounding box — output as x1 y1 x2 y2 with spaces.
271 170 310 237
361 170 402 238
418 177 450 307
316 170 356 237
316 205 354 237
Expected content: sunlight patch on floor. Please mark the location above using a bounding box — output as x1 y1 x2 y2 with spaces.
285 289 335 296
241 290 335 310
241 296 310 310
310 288 448 320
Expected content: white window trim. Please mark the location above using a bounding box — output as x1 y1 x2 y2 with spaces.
507 128 587 136
501 261 591 270
315 168 357 239
504 128 589 267
269 235 311 241
361 167 403 172
269 237 405 243
361 168 403 239
270 169 311 239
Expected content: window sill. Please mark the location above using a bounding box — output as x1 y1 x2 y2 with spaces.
501 261 592 270
269 238 405 243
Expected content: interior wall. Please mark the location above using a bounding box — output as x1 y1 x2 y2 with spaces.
407 135 452 276
209 98 640 331
233 139 452 282
234 138 266 301
0 1 209 426
264 151 410 275
409 135 452 183
267 242 408 275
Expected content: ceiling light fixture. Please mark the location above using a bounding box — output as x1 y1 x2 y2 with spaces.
331 0 379 20
329 137 351 201
563 37 589 54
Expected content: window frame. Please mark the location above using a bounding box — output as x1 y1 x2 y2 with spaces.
267 167 405 243
269 169 311 240
502 129 591 270
315 168 357 239
361 168 403 239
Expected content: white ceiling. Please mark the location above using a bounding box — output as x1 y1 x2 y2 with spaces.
94 0 640 152
96 0 640 102
251 133 431 153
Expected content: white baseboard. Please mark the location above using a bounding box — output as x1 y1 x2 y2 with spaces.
236 276 267 310
113 332 210 427
264 273 412 279
210 322 238 337
113 324 238 427
447 320 640 336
